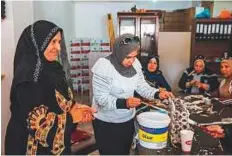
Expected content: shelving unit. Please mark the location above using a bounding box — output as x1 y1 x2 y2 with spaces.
190 18 232 74
117 12 159 65
70 38 110 100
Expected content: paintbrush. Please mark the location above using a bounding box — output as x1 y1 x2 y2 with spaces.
141 101 168 114
188 70 195 77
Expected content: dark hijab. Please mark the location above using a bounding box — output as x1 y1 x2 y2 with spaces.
106 33 139 78
11 20 69 99
144 55 161 79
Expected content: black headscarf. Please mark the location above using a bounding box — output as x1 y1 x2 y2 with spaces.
106 33 139 78
11 20 69 99
144 55 161 78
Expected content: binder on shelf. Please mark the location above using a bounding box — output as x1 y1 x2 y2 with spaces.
195 23 200 40
211 23 216 40
219 23 224 40
207 23 212 40
224 24 228 40
199 23 204 40
227 24 232 39
215 23 220 40
203 24 208 40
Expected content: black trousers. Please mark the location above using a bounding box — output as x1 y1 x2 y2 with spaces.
92 118 134 155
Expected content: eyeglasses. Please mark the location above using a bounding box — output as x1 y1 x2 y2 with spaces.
120 36 140 46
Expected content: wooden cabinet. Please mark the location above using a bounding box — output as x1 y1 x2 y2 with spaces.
117 12 159 64
190 18 232 74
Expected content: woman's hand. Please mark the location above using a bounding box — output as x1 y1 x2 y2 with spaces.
158 91 174 100
186 80 197 88
190 80 197 86
201 125 225 138
69 104 97 124
126 97 141 108
196 82 209 90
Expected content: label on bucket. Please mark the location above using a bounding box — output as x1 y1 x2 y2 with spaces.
138 126 168 143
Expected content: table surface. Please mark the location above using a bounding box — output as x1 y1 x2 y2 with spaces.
136 95 232 155
137 127 225 155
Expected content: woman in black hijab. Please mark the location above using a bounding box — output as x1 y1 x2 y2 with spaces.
5 20 96 155
143 55 171 91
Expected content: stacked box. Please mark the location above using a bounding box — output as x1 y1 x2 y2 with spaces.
90 38 110 52
70 38 90 94
100 39 110 52
70 38 111 95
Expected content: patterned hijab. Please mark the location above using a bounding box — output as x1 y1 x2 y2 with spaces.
106 33 139 78
11 20 69 98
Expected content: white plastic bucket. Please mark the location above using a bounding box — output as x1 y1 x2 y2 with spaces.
137 111 170 149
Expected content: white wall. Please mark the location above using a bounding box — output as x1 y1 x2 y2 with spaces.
74 1 192 91
12 1 34 44
74 1 192 38
33 0 75 59
213 1 232 17
1 1 15 154
158 32 191 92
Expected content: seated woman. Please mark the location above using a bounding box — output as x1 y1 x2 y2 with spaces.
143 55 171 91
219 58 232 154
218 58 232 100
179 55 219 94
210 58 232 154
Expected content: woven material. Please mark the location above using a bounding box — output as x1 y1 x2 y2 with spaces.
169 98 191 147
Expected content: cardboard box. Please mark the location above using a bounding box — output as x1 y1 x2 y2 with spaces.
71 46 81 52
100 46 110 51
